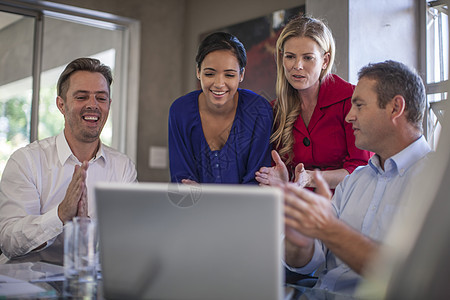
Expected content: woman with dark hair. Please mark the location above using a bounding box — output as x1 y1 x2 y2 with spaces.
169 32 273 184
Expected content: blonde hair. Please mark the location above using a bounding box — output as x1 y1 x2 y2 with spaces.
271 15 335 165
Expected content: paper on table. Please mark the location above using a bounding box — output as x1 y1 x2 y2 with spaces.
0 274 46 297
0 262 65 282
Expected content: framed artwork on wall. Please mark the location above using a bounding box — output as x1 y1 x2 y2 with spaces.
200 5 305 101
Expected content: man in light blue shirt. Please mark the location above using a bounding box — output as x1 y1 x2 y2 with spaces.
283 60 431 295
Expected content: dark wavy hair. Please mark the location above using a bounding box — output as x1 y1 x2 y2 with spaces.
195 32 247 73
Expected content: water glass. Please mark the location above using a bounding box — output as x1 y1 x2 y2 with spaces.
64 216 98 298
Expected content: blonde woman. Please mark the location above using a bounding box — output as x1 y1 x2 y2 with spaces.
256 15 371 189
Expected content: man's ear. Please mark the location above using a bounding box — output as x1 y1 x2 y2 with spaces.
56 96 65 115
390 95 406 124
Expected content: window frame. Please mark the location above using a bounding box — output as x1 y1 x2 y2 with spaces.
422 0 448 148
0 0 140 162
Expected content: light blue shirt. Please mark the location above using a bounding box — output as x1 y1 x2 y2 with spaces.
288 136 432 294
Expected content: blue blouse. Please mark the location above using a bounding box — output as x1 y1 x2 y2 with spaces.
168 89 273 184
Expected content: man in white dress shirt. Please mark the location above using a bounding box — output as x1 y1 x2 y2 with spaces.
283 60 431 294
0 58 137 263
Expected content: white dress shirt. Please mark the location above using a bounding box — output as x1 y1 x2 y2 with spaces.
0 132 137 261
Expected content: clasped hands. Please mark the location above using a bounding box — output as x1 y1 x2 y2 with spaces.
58 161 90 224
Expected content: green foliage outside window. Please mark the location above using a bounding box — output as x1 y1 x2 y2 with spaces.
0 96 30 178
38 85 64 140
0 86 64 178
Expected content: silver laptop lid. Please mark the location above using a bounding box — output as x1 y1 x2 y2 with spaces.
95 182 283 300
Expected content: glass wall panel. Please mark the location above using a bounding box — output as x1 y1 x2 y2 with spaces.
0 11 34 177
39 15 124 146
0 1 138 177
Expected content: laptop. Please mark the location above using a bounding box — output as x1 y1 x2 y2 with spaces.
95 182 284 300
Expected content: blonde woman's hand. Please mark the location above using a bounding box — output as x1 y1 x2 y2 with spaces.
293 163 314 188
255 150 289 186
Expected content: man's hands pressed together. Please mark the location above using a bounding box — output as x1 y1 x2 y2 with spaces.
58 161 89 224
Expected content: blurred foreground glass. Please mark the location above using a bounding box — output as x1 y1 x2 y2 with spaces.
64 217 98 298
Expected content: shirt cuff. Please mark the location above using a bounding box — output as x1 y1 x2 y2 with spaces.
40 205 64 240
283 239 324 274
18 206 63 256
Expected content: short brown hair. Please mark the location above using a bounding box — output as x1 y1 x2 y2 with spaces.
358 60 426 130
57 58 113 99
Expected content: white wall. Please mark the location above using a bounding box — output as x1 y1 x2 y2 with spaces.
348 0 419 84
306 0 350 81
307 0 420 84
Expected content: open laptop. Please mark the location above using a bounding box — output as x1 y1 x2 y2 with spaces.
95 182 284 300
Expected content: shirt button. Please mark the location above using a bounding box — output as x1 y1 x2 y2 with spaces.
303 137 310 147
215 164 219 168
214 153 218 157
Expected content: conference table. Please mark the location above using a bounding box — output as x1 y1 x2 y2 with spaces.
0 261 96 298
0 260 367 299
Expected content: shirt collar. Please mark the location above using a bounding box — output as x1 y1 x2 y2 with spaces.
317 74 355 108
56 132 74 165
56 132 106 165
368 136 431 176
94 143 107 164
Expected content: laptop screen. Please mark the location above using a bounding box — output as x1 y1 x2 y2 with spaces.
95 182 284 300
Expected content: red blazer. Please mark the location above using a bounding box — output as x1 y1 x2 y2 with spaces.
275 74 372 177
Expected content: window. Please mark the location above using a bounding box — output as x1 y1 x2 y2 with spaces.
425 0 448 149
0 1 139 177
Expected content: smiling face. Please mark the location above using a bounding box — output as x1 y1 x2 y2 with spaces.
197 49 244 110
282 36 329 93
345 77 393 154
57 70 111 144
